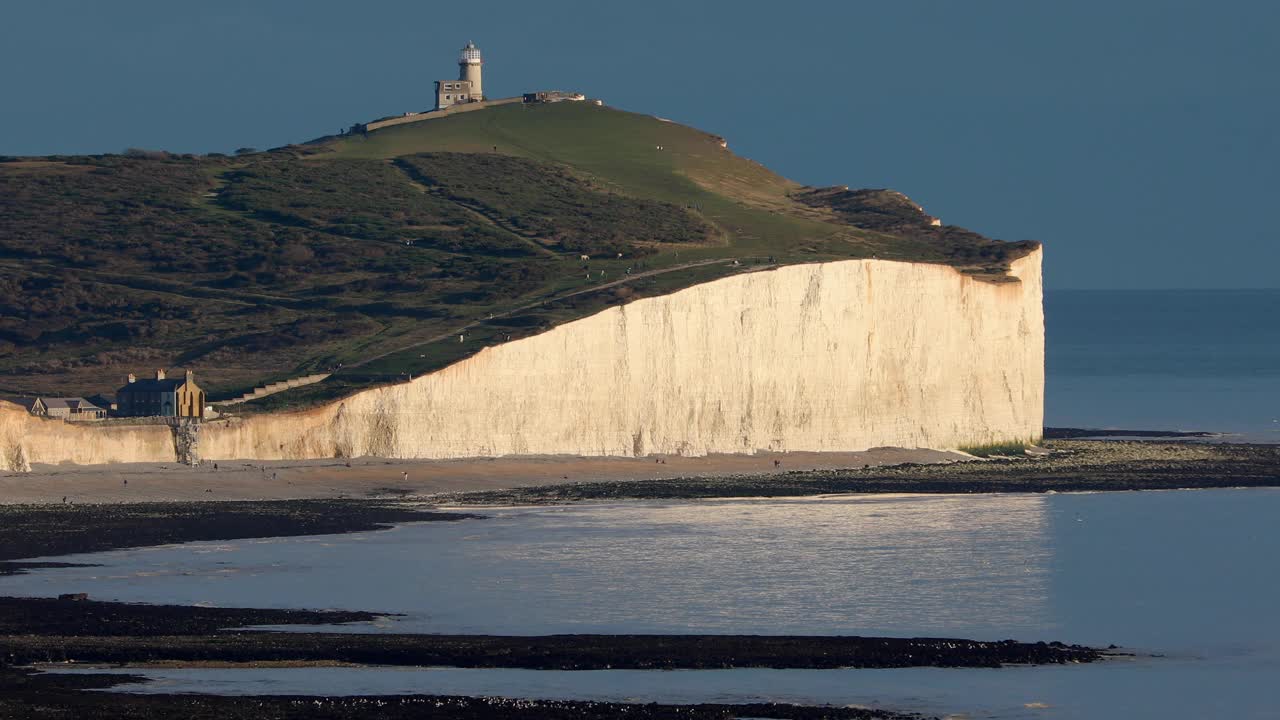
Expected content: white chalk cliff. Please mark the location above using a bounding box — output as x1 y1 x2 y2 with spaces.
0 409 176 471
1 250 1043 471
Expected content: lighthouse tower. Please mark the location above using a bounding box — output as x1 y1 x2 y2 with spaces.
434 41 484 111
459 41 483 100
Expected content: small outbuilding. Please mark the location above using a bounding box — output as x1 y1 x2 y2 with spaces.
29 397 107 421
523 91 586 104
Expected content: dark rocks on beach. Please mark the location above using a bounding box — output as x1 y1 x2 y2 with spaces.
0 596 384 638
0 595 1105 670
0 562 97 578
0 623 1104 672
439 440 1280 504
0 594 1103 720
0 500 479 569
0 594 1100 719
0 668 919 720
1042 427 1216 439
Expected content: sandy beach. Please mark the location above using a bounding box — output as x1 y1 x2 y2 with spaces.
1 447 968 505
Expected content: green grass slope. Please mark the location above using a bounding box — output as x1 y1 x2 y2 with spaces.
0 102 1036 409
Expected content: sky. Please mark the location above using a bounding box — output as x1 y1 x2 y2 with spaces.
2 0 1276 290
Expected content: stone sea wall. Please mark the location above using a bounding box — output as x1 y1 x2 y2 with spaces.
0 251 1043 470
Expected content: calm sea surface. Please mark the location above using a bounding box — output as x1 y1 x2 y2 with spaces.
1047 289 1280 440
15 489 1280 719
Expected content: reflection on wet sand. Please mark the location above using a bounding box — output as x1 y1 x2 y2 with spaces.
0 495 1052 637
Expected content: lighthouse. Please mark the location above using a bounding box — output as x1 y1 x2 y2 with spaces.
459 41 483 100
434 41 484 111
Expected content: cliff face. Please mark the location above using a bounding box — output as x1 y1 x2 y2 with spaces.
0 251 1042 471
0 406 177 471
197 250 1044 462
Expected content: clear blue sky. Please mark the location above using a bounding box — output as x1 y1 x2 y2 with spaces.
2 0 1276 290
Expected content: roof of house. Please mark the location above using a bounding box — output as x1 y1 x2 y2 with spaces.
37 397 105 412
118 379 186 394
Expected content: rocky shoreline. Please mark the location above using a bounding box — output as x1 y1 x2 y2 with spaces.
438 440 1280 504
1041 427 1217 439
0 500 476 576
0 592 1102 720
0 597 1104 671
0 668 921 720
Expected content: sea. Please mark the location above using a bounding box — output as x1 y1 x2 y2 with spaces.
1046 289 1280 441
7 289 1280 719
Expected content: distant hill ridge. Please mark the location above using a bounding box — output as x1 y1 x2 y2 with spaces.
0 102 1036 407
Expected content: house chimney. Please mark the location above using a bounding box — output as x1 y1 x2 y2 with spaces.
156 369 166 380
185 369 194 381
127 373 136 384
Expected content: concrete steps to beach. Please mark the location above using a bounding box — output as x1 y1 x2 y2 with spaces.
216 373 330 406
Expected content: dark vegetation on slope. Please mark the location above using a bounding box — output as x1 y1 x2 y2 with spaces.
794 186 1040 269
0 103 1037 406
397 152 715 254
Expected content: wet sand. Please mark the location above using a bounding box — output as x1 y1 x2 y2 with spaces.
1 447 967 505
4 440 1277 507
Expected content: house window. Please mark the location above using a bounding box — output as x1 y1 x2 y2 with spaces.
446 94 452 100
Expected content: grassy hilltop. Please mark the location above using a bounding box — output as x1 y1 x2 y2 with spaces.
0 102 1036 408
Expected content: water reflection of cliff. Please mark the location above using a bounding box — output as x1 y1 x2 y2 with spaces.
0 496 1053 638
473 495 1053 637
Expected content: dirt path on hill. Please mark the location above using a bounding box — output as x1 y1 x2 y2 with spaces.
347 257 759 369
